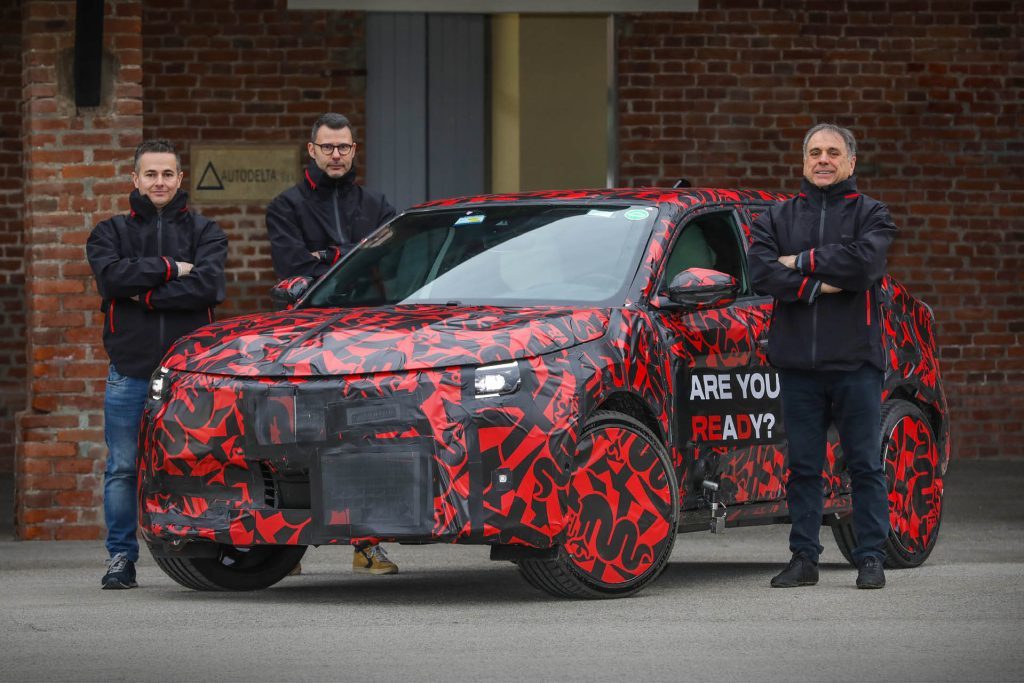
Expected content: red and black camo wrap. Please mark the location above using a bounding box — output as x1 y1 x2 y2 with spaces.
880 277 951 472
138 187 948 552
883 406 943 555
564 423 675 586
477 308 672 547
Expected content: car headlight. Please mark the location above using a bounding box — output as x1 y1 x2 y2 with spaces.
148 366 171 403
474 361 521 398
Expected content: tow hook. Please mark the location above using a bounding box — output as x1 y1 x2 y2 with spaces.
702 480 727 534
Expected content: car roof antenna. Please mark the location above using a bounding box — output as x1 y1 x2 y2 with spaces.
673 178 692 189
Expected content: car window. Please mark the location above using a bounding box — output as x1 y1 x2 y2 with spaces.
304 204 656 308
661 210 748 293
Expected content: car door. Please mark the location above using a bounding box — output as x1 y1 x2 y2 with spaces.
649 207 786 509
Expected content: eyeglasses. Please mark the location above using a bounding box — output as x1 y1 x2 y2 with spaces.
314 142 356 156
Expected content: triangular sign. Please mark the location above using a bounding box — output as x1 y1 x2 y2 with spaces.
197 161 224 191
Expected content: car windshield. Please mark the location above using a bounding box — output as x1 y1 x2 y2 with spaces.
302 203 656 308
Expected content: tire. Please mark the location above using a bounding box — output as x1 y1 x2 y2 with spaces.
518 410 679 599
832 399 943 569
149 542 307 591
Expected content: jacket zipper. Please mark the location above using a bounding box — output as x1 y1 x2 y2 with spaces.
156 213 166 349
811 193 827 368
109 300 116 333
865 288 872 326
332 186 343 246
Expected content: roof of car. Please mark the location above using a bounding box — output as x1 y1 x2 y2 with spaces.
414 187 791 210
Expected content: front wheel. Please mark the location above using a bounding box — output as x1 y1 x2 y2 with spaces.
518 411 679 599
149 542 307 591
832 399 944 568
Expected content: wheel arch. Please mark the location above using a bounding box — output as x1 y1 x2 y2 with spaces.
886 385 947 461
594 391 664 445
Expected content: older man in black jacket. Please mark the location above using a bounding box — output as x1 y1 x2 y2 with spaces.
748 123 896 590
87 139 227 589
266 113 399 576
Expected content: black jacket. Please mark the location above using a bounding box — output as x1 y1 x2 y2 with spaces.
86 190 228 378
265 161 396 279
747 177 897 371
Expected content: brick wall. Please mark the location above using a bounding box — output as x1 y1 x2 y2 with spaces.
0 1 25 478
617 1 1024 458
17 0 143 539
142 0 367 317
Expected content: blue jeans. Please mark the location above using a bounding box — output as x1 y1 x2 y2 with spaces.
779 365 889 565
103 364 149 561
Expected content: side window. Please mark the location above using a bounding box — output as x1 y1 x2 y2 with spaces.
661 210 748 293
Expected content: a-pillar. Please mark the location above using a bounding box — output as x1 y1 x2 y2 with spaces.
17 0 143 539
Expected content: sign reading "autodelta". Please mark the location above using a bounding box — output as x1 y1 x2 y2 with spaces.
190 145 301 203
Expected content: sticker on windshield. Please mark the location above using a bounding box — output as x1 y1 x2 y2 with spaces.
587 209 616 218
623 209 651 221
454 214 485 226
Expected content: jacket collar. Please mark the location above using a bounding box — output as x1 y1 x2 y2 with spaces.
303 160 357 194
798 176 860 206
128 189 190 221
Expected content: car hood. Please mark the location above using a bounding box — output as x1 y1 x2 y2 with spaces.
162 305 611 378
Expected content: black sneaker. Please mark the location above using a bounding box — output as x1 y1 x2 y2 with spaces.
102 552 138 590
856 556 886 589
770 553 819 588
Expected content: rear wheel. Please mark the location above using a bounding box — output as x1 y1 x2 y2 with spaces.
832 399 943 568
149 542 307 591
518 411 679 599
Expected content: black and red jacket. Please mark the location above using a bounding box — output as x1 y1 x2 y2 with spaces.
265 161 396 280
747 177 897 371
86 190 227 378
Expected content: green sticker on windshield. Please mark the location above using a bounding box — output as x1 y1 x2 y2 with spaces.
623 209 650 221
455 214 485 226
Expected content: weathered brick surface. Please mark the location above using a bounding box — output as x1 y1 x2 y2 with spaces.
16 0 143 539
9 0 1022 541
617 2 1024 459
0 1 25 478
142 0 366 316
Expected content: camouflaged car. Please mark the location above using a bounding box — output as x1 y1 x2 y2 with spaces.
139 188 948 598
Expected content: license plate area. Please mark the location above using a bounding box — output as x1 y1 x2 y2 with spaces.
312 447 434 540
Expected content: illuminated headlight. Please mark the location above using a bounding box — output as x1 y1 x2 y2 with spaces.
474 361 521 398
148 366 171 402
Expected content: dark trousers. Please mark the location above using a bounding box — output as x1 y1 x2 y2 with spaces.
779 365 889 564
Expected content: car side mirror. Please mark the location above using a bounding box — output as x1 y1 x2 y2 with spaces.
270 276 311 309
665 268 739 309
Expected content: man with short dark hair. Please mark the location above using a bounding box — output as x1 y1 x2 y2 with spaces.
748 123 896 590
87 139 227 589
266 112 396 280
266 113 398 576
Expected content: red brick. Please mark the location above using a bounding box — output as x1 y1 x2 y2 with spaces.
55 525 103 541
21 441 77 458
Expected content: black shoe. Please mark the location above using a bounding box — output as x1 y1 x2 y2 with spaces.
856 556 886 589
102 552 138 590
770 554 819 588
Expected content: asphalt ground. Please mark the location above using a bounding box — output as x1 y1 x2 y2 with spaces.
1 460 1022 683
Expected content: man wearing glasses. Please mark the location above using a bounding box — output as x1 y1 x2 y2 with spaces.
265 113 399 576
266 112 396 280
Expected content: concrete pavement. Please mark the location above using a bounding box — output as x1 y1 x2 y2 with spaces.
1 460 1022 682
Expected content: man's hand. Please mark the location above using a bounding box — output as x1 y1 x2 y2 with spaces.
176 261 194 277
777 254 797 269
820 283 842 294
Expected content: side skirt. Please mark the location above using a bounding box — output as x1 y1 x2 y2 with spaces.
676 495 854 534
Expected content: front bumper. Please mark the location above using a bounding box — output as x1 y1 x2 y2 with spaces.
140 359 583 548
